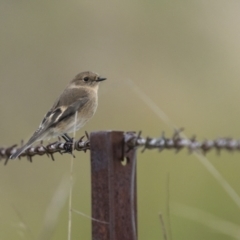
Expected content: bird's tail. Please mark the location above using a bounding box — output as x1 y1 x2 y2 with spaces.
10 144 31 159
10 133 42 159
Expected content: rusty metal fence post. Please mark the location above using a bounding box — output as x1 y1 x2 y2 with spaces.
90 131 137 240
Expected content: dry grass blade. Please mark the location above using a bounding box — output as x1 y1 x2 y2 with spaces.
38 176 70 240
127 79 240 210
159 213 168 240
67 112 78 240
72 209 109 224
173 203 240 239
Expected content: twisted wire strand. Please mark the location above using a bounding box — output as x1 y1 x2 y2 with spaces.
124 130 240 154
1 136 90 164
1 129 240 164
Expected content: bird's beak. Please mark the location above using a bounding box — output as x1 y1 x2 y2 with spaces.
96 77 107 82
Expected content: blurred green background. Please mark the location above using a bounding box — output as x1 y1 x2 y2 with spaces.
1 1 240 239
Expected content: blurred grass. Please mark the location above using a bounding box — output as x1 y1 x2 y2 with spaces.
1 1 240 239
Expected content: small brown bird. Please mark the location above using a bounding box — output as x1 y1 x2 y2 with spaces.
10 71 106 159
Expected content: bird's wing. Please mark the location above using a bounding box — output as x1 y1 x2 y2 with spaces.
10 88 90 159
57 98 89 123
39 89 90 131
43 97 89 129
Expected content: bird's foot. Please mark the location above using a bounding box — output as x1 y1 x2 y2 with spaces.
64 141 72 151
62 142 75 157
61 134 75 157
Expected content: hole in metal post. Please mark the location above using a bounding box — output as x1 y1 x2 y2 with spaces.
121 157 129 166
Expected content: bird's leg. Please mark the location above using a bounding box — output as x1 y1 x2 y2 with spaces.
62 133 73 142
62 133 74 154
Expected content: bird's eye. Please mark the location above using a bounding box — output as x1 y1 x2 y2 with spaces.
83 77 89 82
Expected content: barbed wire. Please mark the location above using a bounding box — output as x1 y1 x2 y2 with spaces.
1 136 90 165
1 129 240 164
125 129 240 154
